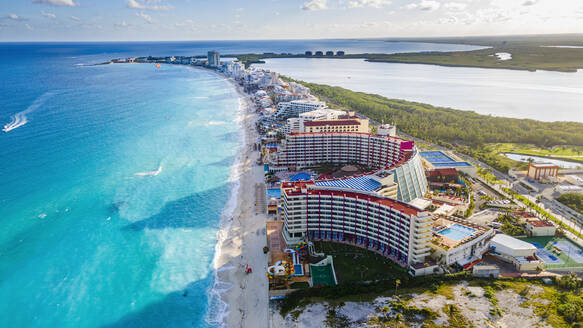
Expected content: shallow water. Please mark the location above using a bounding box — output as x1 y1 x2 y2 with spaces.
0 45 241 328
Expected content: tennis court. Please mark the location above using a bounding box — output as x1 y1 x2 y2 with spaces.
536 248 564 264
527 241 564 264
420 151 456 164
521 236 583 268
553 240 583 264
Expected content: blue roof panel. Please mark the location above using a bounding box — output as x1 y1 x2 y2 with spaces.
315 175 381 192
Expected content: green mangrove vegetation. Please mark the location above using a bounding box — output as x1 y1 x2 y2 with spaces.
294 81 583 173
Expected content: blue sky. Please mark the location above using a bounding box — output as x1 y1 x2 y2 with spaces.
1 0 583 41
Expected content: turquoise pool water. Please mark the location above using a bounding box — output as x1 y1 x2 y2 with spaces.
438 224 475 241
267 188 281 199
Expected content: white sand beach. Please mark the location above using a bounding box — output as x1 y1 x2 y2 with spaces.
213 79 269 328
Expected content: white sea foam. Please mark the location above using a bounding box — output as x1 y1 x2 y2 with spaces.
206 84 247 328
134 165 162 176
3 92 56 132
206 120 227 126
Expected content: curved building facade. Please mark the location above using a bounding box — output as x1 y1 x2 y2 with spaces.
275 132 428 202
281 181 432 267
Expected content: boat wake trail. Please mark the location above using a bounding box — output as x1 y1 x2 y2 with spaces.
3 92 56 132
134 165 163 177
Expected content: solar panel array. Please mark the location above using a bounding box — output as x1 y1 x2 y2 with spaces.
315 175 382 192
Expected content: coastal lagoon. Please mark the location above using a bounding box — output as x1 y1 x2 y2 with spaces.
502 153 583 169
259 58 583 122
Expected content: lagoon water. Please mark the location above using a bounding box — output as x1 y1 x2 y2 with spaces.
0 40 482 328
259 58 583 122
502 153 583 169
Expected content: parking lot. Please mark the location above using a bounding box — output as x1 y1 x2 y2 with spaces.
467 209 502 227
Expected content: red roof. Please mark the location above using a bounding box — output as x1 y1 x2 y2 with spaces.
428 168 458 177
304 120 360 127
528 220 555 228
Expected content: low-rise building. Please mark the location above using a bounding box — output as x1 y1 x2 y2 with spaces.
420 151 477 176
431 217 495 267
527 162 559 181
472 265 499 278
525 219 556 237
489 234 543 271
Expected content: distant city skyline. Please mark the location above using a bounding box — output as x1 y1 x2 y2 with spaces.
1 0 583 41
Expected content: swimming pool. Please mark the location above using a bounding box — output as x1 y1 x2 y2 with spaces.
438 224 476 241
267 188 281 199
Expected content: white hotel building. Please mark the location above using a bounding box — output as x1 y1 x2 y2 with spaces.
273 99 327 120
281 181 433 271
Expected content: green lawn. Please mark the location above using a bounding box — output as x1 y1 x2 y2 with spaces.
313 241 407 283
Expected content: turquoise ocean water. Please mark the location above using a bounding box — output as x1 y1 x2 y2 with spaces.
0 41 481 327
0 46 241 328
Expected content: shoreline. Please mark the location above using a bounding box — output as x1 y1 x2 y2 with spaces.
105 62 267 327
204 68 268 328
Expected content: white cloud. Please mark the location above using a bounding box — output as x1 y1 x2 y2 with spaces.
443 2 466 11
127 0 173 11
522 0 539 6
406 0 441 11
32 0 77 6
25 23 33 30
70 15 81 21
136 12 153 23
347 0 391 9
41 11 57 19
302 0 327 11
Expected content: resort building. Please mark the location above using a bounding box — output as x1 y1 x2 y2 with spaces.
527 162 559 181
303 112 369 134
275 132 428 202
273 99 327 120
280 181 433 272
207 50 220 68
284 108 346 134
284 111 368 134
